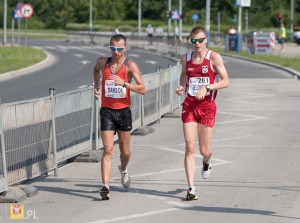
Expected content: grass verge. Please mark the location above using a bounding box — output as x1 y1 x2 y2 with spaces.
0 46 46 74
211 46 300 74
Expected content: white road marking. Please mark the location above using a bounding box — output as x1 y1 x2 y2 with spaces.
57 45 68 49
89 208 178 223
128 53 139 57
147 195 166 200
78 85 88 89
212 134 252 142
167 201 191 207
78 60 91 65
217 111 266 122
44 46 56 49
73 54 83 57
145 60 157 65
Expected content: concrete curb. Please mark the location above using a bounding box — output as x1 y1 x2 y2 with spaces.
221 53 300 80
70 150 103 163
132 126 155 135
0 185 38 203
0 49 57 82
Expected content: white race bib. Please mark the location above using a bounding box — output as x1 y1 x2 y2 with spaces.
188 77 210 96
104 80 126 98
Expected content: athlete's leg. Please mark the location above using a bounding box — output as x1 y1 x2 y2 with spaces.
101 130 115 185
183 122 198 187
117 130 131 171
198 124 214 162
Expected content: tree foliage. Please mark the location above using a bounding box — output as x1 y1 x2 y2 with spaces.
0 0 299 29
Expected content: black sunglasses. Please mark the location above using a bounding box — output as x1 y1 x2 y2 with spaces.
110 46 125 52
190 37 206 44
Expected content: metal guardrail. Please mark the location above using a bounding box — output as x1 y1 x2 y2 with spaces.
0 62 182 193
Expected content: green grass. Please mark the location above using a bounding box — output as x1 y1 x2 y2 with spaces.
0 46 46 74
0 29 66 40
211 47 300 74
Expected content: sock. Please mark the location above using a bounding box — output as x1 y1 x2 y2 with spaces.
189 185 196 192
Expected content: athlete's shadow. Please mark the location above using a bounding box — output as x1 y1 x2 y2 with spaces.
112 186 186 200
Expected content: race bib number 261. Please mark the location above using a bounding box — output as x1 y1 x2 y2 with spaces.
188 77 210 96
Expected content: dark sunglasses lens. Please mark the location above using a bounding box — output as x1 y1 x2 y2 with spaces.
117 48 123 52
191 39 197 44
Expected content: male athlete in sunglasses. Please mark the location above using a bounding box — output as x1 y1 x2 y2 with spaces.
176 27 230 201
93 34 146 200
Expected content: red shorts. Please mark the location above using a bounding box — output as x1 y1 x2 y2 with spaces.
181 98 216 128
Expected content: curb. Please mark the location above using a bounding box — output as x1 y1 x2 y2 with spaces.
221 53 300 80
0 49 57 82
0 185 38 203
69 150 103 163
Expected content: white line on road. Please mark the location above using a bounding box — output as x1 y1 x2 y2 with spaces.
89 208 178 223
78 60 91 65
128 53 139 57
73 54 83 57
145 60 157 65
78 85 88 89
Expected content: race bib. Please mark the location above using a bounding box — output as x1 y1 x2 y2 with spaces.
188 77 210 96
104 80 126 98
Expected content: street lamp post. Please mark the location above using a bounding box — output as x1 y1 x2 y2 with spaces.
291 0 294 41
205 0 211 47
89 0 93 32
3 0 7 45
138 0 141 37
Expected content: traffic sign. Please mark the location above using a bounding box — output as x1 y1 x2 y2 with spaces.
236 0 251 7
21 4 34 18
192 14 199 21
171 10 180 20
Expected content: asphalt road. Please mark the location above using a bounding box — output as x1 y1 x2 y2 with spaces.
0 50 299 222
0 39 178 103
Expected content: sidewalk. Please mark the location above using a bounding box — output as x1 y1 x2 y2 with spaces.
272 42 300 58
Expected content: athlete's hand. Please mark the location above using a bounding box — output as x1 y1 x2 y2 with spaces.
109 74 124 86
94 86 100 100
195 86 207 100
176 86 184 96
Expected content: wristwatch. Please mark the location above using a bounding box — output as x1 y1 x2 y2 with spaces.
205 85 210 92
123 81 128 88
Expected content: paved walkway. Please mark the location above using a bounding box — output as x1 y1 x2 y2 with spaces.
272 42 300 58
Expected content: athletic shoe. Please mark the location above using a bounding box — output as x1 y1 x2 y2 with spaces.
118 165 131 188
201 159 212 179
100 185 110 200
186 187 198 201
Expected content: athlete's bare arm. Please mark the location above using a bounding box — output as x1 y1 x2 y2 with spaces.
125 60 146 95
210 52 230 91
93 57 106 99
176 54 187 96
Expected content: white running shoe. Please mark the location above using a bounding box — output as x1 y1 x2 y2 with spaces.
118 165 131 188
201 159 212 179
186 187 198 201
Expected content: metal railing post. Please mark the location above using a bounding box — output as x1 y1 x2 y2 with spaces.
0 100 8 192
89 84 95 150
49 88 58 176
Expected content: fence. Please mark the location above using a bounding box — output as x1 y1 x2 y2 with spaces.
0 60 182 193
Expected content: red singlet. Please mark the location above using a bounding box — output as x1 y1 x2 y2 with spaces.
101 57 131 109
181 50 219 127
